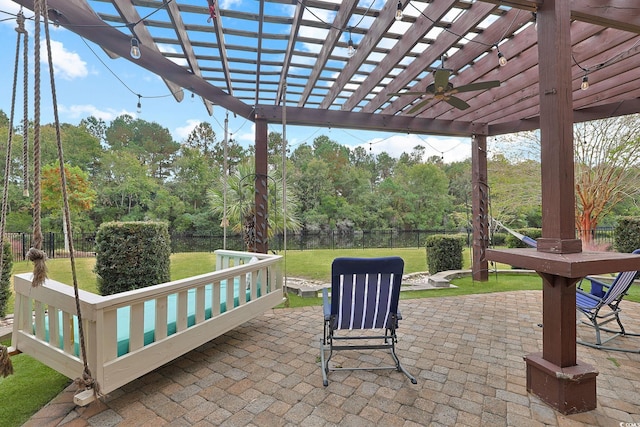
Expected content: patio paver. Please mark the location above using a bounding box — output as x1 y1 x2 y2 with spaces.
22 291 640 426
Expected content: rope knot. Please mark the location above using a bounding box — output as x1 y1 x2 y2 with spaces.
74 368 101 399
0 345 14 378
27 247 48 287
15 12 26 34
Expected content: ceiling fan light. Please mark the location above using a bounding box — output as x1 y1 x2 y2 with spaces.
581 75 589 90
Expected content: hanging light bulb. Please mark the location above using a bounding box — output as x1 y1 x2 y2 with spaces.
136 95 142 114
130 36 141 60
497 48 507 67
395 1 403 21
345 28 357 58
581 74 589 91
348 38 355 57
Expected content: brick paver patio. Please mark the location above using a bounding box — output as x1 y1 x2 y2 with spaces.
22 291 640 426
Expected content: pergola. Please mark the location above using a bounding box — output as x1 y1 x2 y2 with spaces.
12 0 640 415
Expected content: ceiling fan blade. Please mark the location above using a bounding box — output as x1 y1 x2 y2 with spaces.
388 91 428 96
408 98 431 114
433 69 450 92
453 80 500 93
446 96 470 110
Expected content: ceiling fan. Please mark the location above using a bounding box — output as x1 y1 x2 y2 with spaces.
390 67 501 113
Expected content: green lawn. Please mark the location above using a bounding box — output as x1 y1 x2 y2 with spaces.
6 248 640 311
0 350 70 427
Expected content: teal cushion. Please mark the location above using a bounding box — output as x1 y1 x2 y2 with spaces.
43 278 258 357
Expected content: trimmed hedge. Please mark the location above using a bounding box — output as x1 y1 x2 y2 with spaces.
94 221 171 296
0 242 13 318
425 235 464 274
614 217 640 254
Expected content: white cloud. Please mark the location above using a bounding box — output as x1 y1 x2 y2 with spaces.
157 44 188 67
174 119 203 140
0 1 20 23
59 104 130 121
42 40 88 80
235 123 256 146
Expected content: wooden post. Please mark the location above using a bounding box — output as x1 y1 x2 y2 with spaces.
537 0 581 254
523 0 596 413
254 116 268 254
471 134 488 281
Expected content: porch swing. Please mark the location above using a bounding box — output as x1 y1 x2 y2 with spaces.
2 0 285 406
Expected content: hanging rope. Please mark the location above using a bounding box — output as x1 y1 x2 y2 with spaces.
22 12 29 198
27 0 47 286
0 10 28 378
40 0 99 397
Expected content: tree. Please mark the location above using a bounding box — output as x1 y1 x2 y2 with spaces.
41 163 97 247
487 154 541 228
172 146 217 210
495 116 640 244
207 159 301 251
79 116 107 145
184 121 217 158
383 163 451 229
574 116 640 244
92 151 159 222
104 115 179 181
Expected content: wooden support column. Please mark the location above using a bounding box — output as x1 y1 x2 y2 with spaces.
471 134 488 281
254 116 269 254
537 0 581 254
524 0 596 413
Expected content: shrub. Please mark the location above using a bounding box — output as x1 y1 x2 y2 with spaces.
425 235 463 274
490 232 507 246
505 228 542 248
614 218 640 253
94 221 171 296
0 242 13 318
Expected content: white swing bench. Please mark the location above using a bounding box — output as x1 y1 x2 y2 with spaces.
9 250 283 406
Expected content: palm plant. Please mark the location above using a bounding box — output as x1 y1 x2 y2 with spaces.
208 159 301 251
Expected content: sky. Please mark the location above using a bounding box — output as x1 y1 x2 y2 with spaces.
0 0 474 163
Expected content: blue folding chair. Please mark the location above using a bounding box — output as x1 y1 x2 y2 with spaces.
321 256 417 386
576 249 640 353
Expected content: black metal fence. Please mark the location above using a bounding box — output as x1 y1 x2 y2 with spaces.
3 227 616 261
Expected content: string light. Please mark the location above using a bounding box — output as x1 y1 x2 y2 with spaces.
395 1 403 21
347 28 356 57
496 46 507 67
130 36 141 59
136 94 142 113
581 74 589 91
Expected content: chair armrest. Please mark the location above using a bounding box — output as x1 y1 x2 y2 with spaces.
576 287 601 301
584 276 609 298
322 288 331 320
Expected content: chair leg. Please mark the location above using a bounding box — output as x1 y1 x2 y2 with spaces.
389 331 417 385
577 311 640 353
320 321 333 387
320 340 329 387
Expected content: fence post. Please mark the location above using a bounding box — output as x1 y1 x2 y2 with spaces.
50 232 55 259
